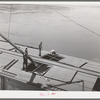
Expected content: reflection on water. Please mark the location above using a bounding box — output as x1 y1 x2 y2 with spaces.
0 4 100 62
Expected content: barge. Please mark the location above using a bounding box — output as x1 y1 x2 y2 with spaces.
0 33 100 91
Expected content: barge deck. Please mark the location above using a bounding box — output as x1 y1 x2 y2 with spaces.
0 37 100 91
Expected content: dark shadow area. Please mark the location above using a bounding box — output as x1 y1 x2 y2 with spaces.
27 82 45 90
26 63 37 71
24 62 50 75
93 78 100 91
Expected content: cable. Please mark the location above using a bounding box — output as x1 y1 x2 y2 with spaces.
8 4 12 38
49 7 100 38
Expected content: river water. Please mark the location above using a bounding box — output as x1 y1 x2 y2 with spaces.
0 3 100 62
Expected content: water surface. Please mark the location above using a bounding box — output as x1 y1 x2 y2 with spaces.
0 4 100 62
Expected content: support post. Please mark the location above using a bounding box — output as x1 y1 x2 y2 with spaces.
1 76 5 90
82 80 84 91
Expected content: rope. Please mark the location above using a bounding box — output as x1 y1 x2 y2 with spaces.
50 7 100 38
8 4 12 38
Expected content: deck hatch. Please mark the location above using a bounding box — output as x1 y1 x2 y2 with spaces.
26 62 51 75
34 64 51 75
42 54 64 61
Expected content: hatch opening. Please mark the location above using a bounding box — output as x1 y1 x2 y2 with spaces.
42 53 64 61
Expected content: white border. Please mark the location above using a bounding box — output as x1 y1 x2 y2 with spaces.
0 91 99 98
0 1 100 98
0 1 99 5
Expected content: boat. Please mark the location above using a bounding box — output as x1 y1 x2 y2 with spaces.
0 33 100 91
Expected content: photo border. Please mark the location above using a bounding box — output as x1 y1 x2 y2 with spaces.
0 0 99 99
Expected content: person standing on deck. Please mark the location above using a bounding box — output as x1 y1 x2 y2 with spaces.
23 48 28 70
39 42 43 56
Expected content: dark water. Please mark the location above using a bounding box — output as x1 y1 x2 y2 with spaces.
0 4 100 62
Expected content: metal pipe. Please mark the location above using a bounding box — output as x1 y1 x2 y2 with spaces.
1 76 5 90
82 80 84 91
0 33 24 54
0 33 34 63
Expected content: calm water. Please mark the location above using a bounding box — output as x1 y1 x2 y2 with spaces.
0 4 100 62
